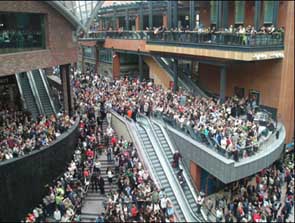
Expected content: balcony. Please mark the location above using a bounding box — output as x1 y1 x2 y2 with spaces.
82 31 285 61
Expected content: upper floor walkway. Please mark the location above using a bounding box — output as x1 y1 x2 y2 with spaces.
80 30 284 61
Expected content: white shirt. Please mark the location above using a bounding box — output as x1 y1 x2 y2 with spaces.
54 210 61 220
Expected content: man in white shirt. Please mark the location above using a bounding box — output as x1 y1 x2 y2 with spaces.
53 208 61 222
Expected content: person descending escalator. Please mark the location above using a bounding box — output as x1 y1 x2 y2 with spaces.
172 150 182 169
177 169 185 188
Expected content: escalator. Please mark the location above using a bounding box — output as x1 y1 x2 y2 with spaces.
15 72 41 119
136 115 205 222
135 120 186 221
30 69 56 116
153 56 207 97
150 120 207 221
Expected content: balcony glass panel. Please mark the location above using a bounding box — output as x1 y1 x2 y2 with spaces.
0 12 46 54
85 30 284 51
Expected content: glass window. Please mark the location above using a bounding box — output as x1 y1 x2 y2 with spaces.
235 1 245 24
0 12 46 54
210 1 217 24
263 1 274 24
83 47 95 58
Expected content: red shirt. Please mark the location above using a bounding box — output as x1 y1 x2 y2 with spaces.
111 137 117 145
131 206 138 217
86 150 94 158
84 170 89 177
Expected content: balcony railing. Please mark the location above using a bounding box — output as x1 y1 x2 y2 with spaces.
85 31 284 51
152 110 279 162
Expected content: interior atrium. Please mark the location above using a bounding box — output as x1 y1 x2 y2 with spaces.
0 1 294 222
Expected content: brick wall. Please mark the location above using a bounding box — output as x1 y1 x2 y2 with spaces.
0 1 78 76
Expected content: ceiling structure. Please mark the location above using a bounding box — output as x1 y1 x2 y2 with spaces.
48 1 146 32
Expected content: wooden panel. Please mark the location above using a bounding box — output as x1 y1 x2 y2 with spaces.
104 39 148 52
146 44 284 61
79 41 97 47
277 0 294 142
143 56 172 89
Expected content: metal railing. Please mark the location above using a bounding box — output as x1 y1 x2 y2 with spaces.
151 117 217 221
147 31 284 50
152 111 277 162
85 31 284 51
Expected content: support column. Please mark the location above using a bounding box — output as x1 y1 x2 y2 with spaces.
95 47 99 74
272 0 279 27
163 14 168 28
139 2 143 31
167 1 172 29
112 9 117 30
138 54 143 82
99 18 103 31
60 64 73 116
125 9 129 30
254 0 262 31
81 47 85 73
219 66 227 103
217 1 223 29
172 1 178 28
116 18 120 30
189 0 195 31
135 16 140 31
222 0 228 29
112 52 120 80
173 58 178 92
149 1 153 29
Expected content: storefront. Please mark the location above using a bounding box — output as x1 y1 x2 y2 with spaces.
0 75 22 110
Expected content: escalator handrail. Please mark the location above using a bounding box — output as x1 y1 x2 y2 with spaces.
144 115 205 222
27 71 44 114
117 113 183 222
39 69 57 114
152 115 217 220
136 116 187 222
151 118 216 220
109 111 160 190
15 73 28 111
138 114 199 222
153 56 190 91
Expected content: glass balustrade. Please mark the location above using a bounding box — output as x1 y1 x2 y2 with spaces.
0 12 46 54
86 30 284 50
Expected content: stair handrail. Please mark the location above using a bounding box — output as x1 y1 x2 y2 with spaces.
15 73 28 111
110 111 160 189
151 117 217 221
152 56 190 91
139 114 203 220
27 71 45 114
39 69 58 114
135 115 185 222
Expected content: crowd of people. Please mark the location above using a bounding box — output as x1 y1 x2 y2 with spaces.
0 107 74 162
205 151 294 223
72 72 274 161
72 69 177 222
100 135 177 222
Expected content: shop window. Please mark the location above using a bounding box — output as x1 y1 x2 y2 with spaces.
235 1 245 24
210 1 217 25
0 12 46 53
263 1 274 24
234 87 245 98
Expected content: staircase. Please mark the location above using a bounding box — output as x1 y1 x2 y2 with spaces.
15 72 40 119
80 119 119 222
31 69 55 117
153 56 208 97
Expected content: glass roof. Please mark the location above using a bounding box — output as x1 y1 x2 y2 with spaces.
60 1 100 24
